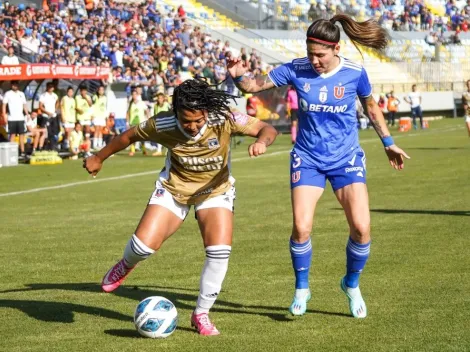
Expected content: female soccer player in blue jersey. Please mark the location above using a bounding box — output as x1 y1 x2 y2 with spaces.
227 14 410 318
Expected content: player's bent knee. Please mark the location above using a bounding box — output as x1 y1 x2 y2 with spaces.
350 221 370 241
292 224 312 242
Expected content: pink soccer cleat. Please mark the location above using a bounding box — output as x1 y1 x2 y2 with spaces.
101 259 135 293
191 312 220 336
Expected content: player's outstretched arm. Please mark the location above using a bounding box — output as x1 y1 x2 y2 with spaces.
83 127 145 177
360 95 410 170
226 57 276 93
243 120 278 158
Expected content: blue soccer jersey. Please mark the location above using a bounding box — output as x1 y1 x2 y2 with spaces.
269 56 372 170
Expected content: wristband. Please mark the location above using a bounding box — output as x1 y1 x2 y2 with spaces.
233 75 244 83
381 136 394 147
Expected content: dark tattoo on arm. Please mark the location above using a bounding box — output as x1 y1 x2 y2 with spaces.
361 96 387 139
368 111 387 138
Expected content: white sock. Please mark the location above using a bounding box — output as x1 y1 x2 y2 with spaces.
195 245 231 315
123 234 155 268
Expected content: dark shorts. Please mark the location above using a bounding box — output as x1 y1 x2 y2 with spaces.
290 149 367 192
8 121 26 135
411 106 422 118
290 109 298 122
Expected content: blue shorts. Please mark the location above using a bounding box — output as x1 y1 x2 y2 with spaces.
290 149 367 191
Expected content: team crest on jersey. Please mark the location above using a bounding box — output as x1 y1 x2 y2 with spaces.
207 137 220 149
291 171 301 184
303 82 311 93
319 86 328 103
334 86 345 99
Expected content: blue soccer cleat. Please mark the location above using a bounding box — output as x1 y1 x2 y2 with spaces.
340 277 367 318
289 289 311 316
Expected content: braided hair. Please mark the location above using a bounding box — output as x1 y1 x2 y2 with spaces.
172 79 236 119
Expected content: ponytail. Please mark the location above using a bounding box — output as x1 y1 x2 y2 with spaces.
306 14 389 55
330 14 389 51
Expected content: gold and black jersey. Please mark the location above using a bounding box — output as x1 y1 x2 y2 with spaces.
136 111 258 205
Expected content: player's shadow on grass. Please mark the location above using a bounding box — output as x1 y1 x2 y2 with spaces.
333 208 469 217
0 299 130 323
407 147 466 150
0 283 348 322
370 209 470 217
104 326 195 338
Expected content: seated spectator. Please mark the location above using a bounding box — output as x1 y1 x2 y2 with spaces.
69 122 91 160
26 111 47 154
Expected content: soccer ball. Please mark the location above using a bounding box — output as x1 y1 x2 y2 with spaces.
134 296 178 338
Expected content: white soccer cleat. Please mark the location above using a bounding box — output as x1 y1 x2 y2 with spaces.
289 289 311 316
340 277 367 318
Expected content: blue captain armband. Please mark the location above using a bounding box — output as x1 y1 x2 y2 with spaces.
381 136 395 147
233 75 244 83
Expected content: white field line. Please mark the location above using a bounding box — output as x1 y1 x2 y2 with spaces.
0 125 464 198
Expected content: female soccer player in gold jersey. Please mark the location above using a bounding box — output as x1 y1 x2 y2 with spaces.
84 79 278 336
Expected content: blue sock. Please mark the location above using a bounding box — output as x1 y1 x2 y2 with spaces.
345 237 371 289
290 237 312 289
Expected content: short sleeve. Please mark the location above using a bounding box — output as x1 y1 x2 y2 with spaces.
135 116 158 140
21 93 26 104
463 94 468 104
3 93 9 104
357 67 372 98
39 94 46 104
228 111 259 135
268 62 294 87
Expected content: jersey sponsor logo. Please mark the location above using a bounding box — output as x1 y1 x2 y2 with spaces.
292 171 301 184
334 86 345 99
154 188 165 197
300 101 348 113
345 166 364 173
303 82 311 93
294 64 312 71
207 137 220 149
178 155 224 171
319 86 328 103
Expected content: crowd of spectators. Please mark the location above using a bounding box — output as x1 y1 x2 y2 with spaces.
301 0 470 34
0 0 270 98
373 0 470 33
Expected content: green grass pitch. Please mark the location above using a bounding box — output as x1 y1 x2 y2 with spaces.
1 118 469 351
